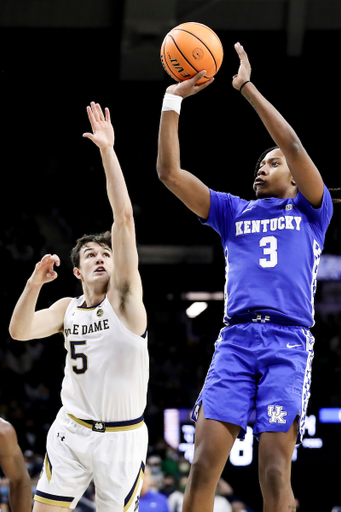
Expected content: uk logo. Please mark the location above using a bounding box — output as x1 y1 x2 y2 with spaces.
268 405 287 424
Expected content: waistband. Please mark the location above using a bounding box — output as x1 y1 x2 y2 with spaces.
68 414 144 433
226 311 308 328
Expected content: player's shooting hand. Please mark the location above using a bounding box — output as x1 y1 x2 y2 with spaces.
83 102 115 149
232 42 251 90
166 71 214 99
30 254 60 285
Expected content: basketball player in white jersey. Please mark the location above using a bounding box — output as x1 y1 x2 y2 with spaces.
0 418 32 511
157 44 333 512
9 102 149 511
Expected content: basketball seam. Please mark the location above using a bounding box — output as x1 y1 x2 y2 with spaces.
161 36 184 82
173 28 221 73
168 34 206 78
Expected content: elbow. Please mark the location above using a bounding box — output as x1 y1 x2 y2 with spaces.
156 161 178 186
114 204 135 228
156 160 168 182
9 325 29 342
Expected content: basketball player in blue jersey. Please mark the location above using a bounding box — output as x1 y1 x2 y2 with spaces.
9 103 149 511
0 418 32 511
157 43 333 512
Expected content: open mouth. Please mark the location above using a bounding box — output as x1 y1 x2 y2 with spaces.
94 266 106 273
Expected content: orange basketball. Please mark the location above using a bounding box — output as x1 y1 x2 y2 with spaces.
160 22 223 84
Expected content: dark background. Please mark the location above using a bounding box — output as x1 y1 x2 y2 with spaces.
1 4 341 511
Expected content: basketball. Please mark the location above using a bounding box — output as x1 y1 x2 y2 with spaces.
160 22 223 84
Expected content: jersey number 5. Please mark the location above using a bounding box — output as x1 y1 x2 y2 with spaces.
259 236 278 268
70 340 88 374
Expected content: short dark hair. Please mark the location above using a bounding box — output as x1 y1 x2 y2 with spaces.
254 146 278 177
70 231 112 268
254 146 341 203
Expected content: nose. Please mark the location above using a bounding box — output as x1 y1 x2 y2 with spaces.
257 166 268 176
96 256 104 264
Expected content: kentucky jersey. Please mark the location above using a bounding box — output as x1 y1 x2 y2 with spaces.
202 185 333 328
61 296 149 422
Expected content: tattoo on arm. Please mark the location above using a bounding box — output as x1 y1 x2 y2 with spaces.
243 91 257 112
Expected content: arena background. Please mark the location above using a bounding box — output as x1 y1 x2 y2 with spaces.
1 1 341 510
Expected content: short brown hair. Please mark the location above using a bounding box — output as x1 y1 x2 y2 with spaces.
70 231 112 268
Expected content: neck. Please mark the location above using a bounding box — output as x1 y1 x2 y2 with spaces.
82 283 107 308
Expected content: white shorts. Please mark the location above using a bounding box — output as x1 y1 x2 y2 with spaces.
34 407 148 511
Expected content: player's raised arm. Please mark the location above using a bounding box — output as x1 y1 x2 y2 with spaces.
157 73 213 219
83 102 146 334
9 254 70 341
232 42 324 207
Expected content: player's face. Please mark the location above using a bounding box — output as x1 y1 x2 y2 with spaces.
253 148 297 199
74 243 113 286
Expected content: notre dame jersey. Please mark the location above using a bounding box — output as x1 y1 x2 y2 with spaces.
201 185 333 328
61 295 149 422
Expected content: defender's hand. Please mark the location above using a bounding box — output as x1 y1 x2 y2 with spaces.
83 102 114 149
166 71 214 99
30 254 60 286
232 43 251 91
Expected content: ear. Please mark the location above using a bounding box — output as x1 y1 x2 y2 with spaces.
73 267 83 281
290 174 297 187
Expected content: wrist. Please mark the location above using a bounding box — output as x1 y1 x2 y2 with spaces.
27 277 43 290
162 93 183 115
239 80 251 94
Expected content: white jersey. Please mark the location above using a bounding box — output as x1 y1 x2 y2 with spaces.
61 295 149 422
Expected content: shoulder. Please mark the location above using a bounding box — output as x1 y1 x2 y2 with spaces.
50 297 73 313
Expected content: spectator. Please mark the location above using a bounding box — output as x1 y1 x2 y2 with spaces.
139 464 171 512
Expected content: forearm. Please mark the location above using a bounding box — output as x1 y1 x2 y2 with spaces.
9 280 42 340
157 110 182 183
9 478 32 512
100 146 133 220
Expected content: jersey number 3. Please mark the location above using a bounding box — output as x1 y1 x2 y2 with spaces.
259 236 278 268
70 340 88 374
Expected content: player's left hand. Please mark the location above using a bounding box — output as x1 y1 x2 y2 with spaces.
232 42 251 91
83 102 115 149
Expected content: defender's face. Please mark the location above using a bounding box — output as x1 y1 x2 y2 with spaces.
73 243 113 285
253 148 296 199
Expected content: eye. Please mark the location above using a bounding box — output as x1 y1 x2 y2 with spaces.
272 161 280 167
104 252 111 258
87 252 95 258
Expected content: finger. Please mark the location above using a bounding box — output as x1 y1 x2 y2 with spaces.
46 271 58 280
235 42 249 62
51 254 60 266
195 77 214 92
191 70 206 85
41 254 52 262
86 106 97 132
90 101 100 122
95 103 105 121
105 107 111 124
82 132 95 142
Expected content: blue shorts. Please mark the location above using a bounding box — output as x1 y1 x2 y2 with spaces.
191 322 314 443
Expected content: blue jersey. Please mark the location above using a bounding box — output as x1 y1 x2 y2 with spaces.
201 185 333 328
